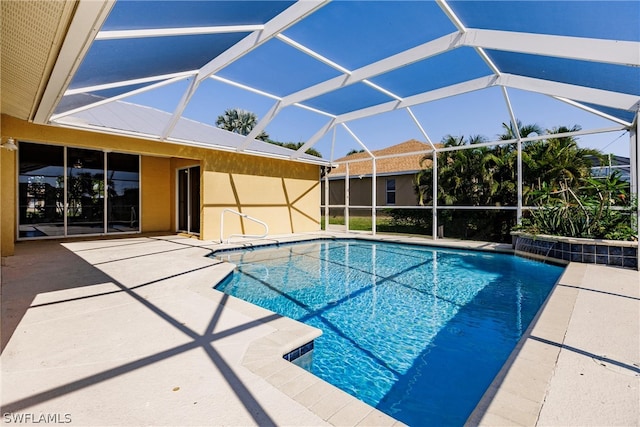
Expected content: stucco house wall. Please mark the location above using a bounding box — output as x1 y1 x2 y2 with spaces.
1 115 321 256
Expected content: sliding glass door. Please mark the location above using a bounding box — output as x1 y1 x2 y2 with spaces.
18 142 140 238
67 147 105 235
107 152 140 233
18 143 65 237
177 166 200 234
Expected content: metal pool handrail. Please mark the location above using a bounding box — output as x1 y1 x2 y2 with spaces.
220 208 269 243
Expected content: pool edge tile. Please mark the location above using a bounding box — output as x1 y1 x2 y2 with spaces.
310 387 357 421
355 409 399 427
327 398 374 427
292 378 337 408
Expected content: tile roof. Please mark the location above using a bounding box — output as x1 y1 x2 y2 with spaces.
329 139 437 178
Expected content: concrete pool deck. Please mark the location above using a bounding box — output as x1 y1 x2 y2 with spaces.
1 233 638 426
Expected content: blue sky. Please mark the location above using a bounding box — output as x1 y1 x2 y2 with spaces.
93 0 637 160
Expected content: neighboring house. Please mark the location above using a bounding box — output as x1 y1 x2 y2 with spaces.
321 140 436 214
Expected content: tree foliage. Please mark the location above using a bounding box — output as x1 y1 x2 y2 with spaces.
517 172 636 240
346 149 365 155
216 108 269 141
411 122 636 242
216 108 322 157
266 140 322 158
415 124 603 208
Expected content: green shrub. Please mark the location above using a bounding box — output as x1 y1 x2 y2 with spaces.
514 172 637 241
383 208 430 228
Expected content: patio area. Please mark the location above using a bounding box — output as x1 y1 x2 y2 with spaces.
1 233 638 426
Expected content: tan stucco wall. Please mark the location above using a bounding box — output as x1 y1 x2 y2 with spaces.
1 115 321 255
202 158 320 241
141 156 172 233
0 146 17 256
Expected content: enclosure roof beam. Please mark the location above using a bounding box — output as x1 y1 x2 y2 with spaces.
335 75 497 124
406 107 436 149
464 29 640 67
282 31 464 107
239 100 284 150
552 96 633 127
95 25 263 40
340 123 375 158
161 0 328 140
502 87 521 139
498 74 640 112
290 117 336 159
51 74 193 121
333 74 638 126
280 29 638 114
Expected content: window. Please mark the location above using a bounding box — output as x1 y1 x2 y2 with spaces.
18 142 139 238
386 178 396 205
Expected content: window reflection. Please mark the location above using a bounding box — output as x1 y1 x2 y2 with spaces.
67 148 105 235
107 152 139 233
18 143 64 237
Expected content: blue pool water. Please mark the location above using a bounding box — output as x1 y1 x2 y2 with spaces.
214 240 564 426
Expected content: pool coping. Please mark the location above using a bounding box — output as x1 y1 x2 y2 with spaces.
210 232 515 258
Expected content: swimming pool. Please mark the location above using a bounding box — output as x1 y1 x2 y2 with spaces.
214 239 564 426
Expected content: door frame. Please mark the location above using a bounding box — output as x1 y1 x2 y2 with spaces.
175 165 200 235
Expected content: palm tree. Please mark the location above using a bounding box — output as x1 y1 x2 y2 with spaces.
547 125 600 180
499 120 543 142
525 126 601 193
418 135 494 206
412 122 613 241
413 167 432 206
436 135 471 205
216 108 322 157
215 108 269 141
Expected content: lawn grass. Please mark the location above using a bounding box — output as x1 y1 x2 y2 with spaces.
321 216 431 236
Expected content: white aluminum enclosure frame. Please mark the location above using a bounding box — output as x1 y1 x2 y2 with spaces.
322 123 637 239
40 1 639 158
27 0 639 238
